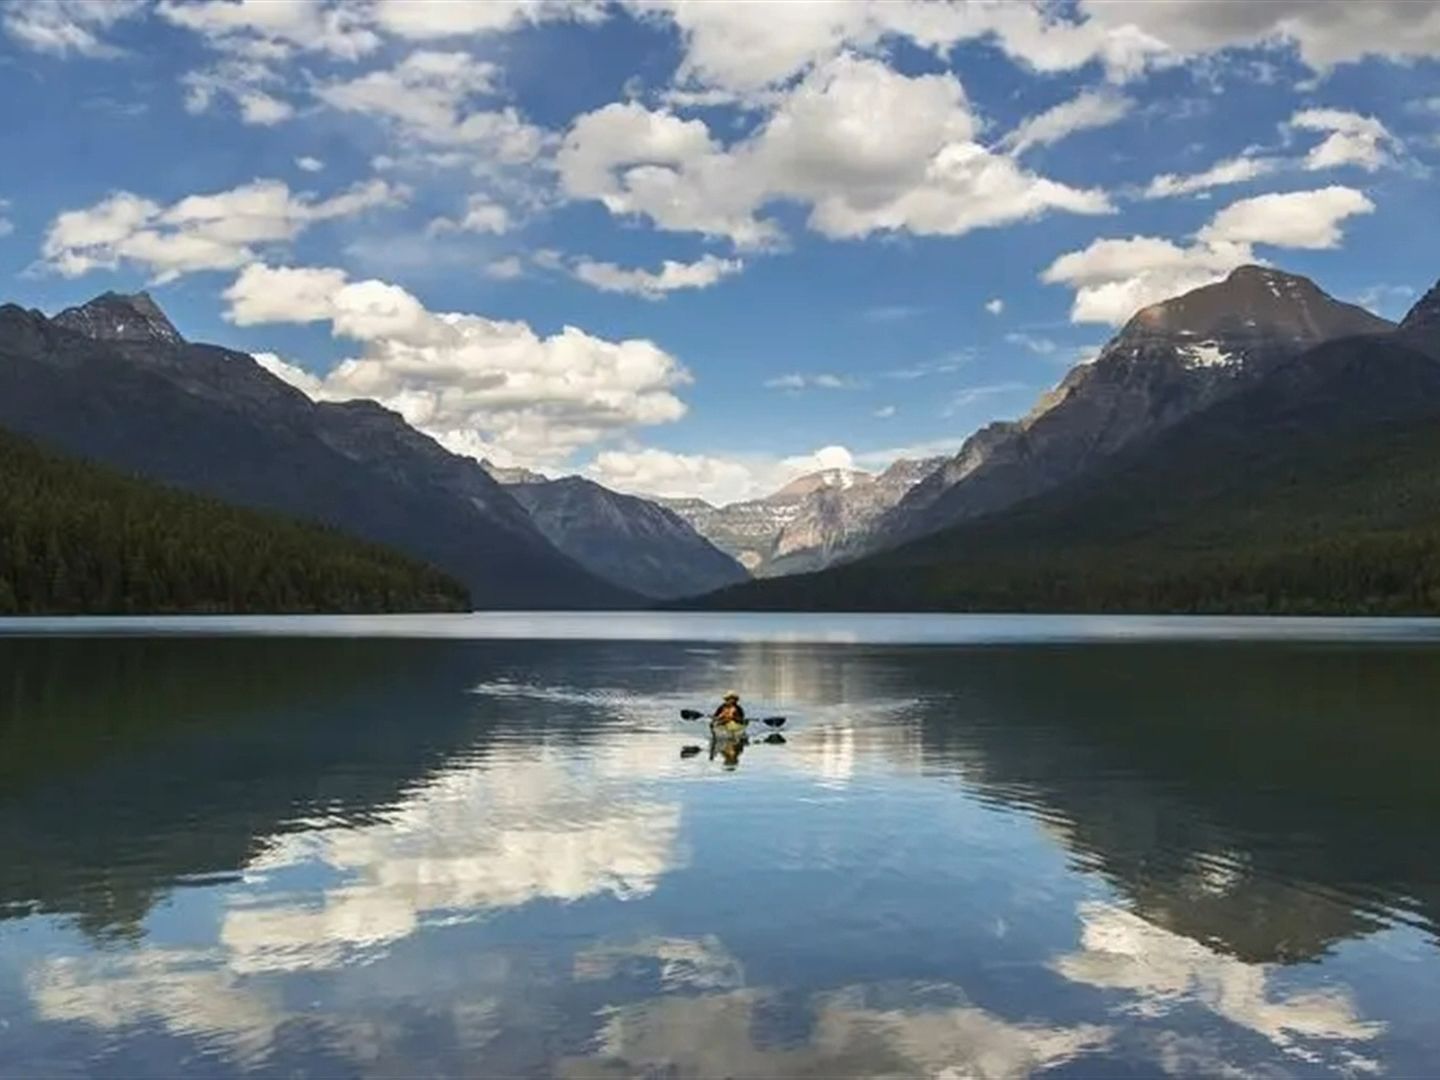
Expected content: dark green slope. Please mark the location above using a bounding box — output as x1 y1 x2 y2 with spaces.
0 426 469 615
696 336 1440 614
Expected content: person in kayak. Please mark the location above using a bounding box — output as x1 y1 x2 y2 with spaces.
712 692 746 725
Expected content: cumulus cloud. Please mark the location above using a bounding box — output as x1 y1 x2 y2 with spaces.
295 156 324 172
2 0 144 58
999 89 1133 157
586 444 861 505
40 179 404 282
314 50 546 163
1290 108 1399 172
156 0 380 60
1197 186 1375 248
1141 154 1280 198
427 195 512 236
1080 0 1440 73
1045 186 1375 324
181 59 294 125
1044 235 1255 325
629 0 1169 97
224 263 691 466
369 0 605 38
985 298 1004 315
559 54 1112 247
570 254 743 299
484 255 525 280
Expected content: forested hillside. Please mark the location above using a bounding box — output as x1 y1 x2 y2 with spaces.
0 428 469 615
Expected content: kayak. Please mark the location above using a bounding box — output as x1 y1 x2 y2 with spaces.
710 719 749 739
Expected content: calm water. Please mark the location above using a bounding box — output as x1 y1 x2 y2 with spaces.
1 615 1438 1077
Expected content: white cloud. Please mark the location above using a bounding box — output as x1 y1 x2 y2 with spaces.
41 179 404 282
181 59 294 125
484 255 525 280
156 0 380 60
999 89 1133 157
985 298 1004 315
368 0 605 39
559 54 1112 247
630 0 1170 98
2 0 144 58
763 372 860 391
1043 235 1256 326
1056 901 1383 1071
1081 0 1440 73
1141 154 1280 198
1005 332 1058 355
874 404 897 418
1045 186 1374 324
1290 108 1398 172
569 982 1110 1079
252 351 324 396
1354 282 1417 317
570 254 743 299
223 263 691 466
295 156 324 173
1197 185 1375 248
427 195 512 236
314 50 546 163
586 443 861 505
0 198 12 238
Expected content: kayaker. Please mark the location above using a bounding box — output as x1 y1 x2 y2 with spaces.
712 692 746 725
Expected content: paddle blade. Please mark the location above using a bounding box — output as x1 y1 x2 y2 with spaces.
680 709 703 721
762 716 787 728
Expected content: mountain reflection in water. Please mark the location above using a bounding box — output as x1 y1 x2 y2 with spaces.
1 630 1437 1077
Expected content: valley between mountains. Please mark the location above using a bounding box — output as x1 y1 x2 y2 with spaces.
2 264 1437 615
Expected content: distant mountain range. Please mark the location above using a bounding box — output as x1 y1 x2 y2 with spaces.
695 267 1440 614
0 293 635 609
658 458 946 576
7 265 1439 616
482 468 748 600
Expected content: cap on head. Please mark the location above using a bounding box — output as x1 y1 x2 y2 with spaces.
724 691 739 701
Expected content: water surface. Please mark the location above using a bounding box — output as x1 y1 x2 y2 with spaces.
1 615 1437 1077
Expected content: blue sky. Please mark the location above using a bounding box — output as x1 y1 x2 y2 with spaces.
1 1 1437 503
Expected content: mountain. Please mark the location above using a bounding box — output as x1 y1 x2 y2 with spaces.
662 458 945 576
53 290 184 346
1399 278 1440 358
480 459 550 485
0 425 468 614
693 278 1440 614
0 293 637 609
496 473 748 600
867 266 1394 551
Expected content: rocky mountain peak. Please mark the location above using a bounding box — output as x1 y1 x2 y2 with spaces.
1398 279 1440 358
1121 265 1392 354
54 291 185 346
480 459 551 485
774 467 871 499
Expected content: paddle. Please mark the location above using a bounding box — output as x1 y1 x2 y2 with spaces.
679 708 786 728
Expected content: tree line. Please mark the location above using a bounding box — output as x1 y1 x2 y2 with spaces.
0 427 469 615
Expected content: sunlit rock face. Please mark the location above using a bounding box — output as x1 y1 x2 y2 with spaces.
663 457 946 576
870 266 1395 548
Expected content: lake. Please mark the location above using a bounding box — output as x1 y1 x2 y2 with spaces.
1 614 1438 1077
